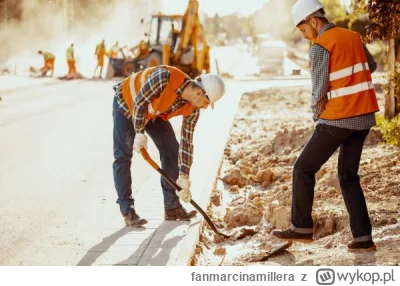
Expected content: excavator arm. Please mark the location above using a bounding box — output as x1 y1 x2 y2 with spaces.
171 0 209 74
173 0 199 62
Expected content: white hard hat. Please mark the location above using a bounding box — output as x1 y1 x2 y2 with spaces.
292 0 324 28
194 74 225 109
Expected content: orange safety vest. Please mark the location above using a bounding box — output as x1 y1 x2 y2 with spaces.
121 66 195 120
314 27 379 120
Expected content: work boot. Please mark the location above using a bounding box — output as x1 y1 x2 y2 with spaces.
165 207 197 221
347 240 376 252
272 228 314 243
124 211 148 227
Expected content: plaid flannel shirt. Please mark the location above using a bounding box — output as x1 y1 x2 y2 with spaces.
113 67 200 177
310 23 377 130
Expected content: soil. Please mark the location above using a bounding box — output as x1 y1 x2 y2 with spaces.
191 85 400 266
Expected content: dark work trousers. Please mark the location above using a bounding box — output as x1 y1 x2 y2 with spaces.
291 123 372 240
112 97 182 216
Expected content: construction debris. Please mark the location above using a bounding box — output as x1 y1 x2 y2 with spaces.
29 66 47 78
29 66 87 80
0 68 10 75
58 72 86 80
192 86 400 266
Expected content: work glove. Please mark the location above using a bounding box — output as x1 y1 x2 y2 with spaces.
176 175 192 203
133 133 147 153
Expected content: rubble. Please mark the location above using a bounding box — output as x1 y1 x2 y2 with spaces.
193 86 400 266
58 72 87 80
213 247 226 256
223 204 263 228
222 167 247 187
0 68 10 75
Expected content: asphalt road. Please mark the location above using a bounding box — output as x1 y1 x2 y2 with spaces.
0 46 310 265
0 78 132 265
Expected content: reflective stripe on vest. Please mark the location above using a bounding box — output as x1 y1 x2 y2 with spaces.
327 81 373 100
329 62 369 81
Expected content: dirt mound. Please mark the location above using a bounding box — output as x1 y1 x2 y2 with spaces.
193 85 400 266
260 127 313 156
58 72 87 80
0 68 10 75
223 204 263 228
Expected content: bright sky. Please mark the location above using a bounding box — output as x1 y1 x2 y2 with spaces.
340 0 351 6
161 0 271 16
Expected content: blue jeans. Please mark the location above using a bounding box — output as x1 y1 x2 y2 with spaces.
112 97 182 216
291 124 372 240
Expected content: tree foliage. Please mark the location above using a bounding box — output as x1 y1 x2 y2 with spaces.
357 0 400 118
356 0 400 43
326 0 369 37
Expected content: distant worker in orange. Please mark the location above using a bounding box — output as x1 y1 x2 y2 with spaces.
108 41 119 59
38 50 55 77
94 39 107 78
66 43 76 77
131 40 150 71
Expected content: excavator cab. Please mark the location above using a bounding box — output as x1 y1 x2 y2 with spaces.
136 15 184 70
148 16 182 51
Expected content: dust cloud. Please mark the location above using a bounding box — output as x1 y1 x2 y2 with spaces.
251 0 297 42
0 0 162 76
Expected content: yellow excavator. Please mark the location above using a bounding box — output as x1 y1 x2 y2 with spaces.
109 0 210 78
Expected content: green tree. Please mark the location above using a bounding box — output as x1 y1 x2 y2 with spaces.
357 0 400 118
326 0 368 37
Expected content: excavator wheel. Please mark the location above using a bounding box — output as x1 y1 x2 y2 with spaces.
144 52 162 68
123 62 136 77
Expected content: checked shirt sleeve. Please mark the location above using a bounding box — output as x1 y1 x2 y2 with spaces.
310 44 330 122
179 109 200 177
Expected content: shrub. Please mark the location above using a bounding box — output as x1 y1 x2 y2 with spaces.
375 114 400 147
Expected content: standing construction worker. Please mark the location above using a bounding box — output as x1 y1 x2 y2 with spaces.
66 43 76 77
272 0 379 252
112 65 225 226
94 39 107 78
38 50 55 77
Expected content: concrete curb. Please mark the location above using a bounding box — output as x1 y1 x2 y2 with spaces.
175 80 243 265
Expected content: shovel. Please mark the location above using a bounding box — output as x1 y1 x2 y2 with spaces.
140 148 230 239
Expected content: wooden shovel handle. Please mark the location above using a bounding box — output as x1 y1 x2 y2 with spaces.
140 148 159 170
139 147 230 239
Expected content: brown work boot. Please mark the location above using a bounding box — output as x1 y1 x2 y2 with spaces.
272 228 314 243
348 240 376 252
165 207 197 221
124 211 148 227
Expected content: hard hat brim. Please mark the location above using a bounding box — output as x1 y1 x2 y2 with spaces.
193 80 206 92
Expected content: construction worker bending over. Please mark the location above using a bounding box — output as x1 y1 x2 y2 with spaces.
38 50 55 77
273 0 379 252
66 43 76 77
94 40 106 78
112 65 225 226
